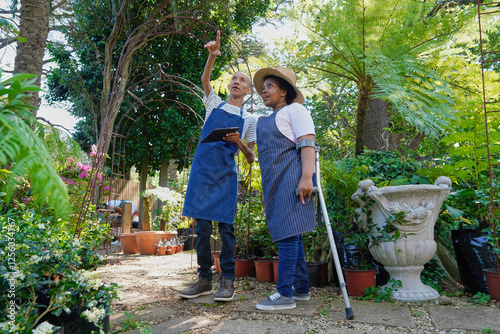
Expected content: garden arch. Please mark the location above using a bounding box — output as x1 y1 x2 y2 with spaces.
76 13 257 261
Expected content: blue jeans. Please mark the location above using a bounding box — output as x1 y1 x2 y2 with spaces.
195 219 235 280
276 235 309 298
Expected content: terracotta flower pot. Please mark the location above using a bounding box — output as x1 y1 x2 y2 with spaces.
119 233 139 255
485 268 500 300
235 259 255 277
156 246 167 256
163 231 178 241
343 268 376 297
134 231 165 255
273 260 279 283
255 260 273 282
176 244 183 253
166 246 175 255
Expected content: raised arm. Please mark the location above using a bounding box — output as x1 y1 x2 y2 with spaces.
201 30 221 97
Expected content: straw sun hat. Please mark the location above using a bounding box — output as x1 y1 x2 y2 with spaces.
253 66 304 105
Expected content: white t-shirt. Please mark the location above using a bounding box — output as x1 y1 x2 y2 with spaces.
203 90 257 143
275 103 315 142
106 200 137 214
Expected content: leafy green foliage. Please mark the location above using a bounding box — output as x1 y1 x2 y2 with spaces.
471 292 491 306
0 72 70 217
359 279 402 302
279 0 476 154
421 258 445 293
47 0 272 176
0 209 117 332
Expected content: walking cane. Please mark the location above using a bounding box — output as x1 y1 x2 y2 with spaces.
297 144 354 320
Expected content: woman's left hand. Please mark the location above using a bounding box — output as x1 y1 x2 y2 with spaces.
297 177 313 204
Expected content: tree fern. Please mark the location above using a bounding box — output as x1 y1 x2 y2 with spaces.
0 72 70 217
280 0 477 154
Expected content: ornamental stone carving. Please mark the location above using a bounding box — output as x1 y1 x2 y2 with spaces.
351 177 452 302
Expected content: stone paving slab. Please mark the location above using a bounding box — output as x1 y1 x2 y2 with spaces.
116 291 157 307
325 330 400 334
328 300 414 328
122 316 215 334
111 305 176 324
234 296 322 316
210 319 307 334
428 305 500 331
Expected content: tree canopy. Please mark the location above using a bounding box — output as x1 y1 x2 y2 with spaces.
279 0 477 155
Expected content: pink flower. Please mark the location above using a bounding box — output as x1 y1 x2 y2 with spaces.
97 173 102 182
61 177 66 181
104 186 110 191
80 164 92 172
67 157 74 163
66 179 74 185
80 171 89 179
90 144 98 157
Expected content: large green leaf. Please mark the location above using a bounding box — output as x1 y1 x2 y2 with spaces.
0 72 70 217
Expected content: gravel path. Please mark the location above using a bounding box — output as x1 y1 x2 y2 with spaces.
96 247 499 334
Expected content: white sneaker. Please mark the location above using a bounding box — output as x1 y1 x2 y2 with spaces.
256 292 296 311
111 240 120 246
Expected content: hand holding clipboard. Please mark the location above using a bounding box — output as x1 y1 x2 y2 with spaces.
201 127 240 143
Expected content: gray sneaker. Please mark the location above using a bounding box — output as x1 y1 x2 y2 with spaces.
179 277 212 299
214 277 235 302
292 290 311 301
256 292 296 311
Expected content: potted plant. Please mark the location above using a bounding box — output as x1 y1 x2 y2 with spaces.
166 239 176 255
175 237 185 253
156 239 169 255
303 228 327 287
135 187 182 255
483 224 500 300
254 229 277 282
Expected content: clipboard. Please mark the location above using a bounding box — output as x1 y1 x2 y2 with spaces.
200 127 240 143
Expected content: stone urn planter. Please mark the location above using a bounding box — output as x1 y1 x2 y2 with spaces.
351 176 452 301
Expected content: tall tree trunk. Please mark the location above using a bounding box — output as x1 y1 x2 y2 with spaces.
96 0 170 163
14 0 51 114
158 160 169 207
138 123 151 229
355 79 373 156
168 159 178 184
363 98 389 151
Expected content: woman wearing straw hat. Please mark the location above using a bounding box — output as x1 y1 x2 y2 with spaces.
253 67 316 310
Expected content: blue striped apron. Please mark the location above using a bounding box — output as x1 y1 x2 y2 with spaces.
256 109 316 242
182 102 244 224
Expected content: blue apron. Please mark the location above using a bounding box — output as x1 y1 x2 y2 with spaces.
182 102 245 224
257 109 316 242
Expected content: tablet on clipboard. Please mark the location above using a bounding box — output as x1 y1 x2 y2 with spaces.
200 127 240 143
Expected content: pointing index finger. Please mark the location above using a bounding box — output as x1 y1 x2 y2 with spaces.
216 30 220 45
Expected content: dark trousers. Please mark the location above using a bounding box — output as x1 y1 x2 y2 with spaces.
196 218 235 280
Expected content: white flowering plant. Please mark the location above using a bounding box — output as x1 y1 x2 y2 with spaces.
155 239 171 248
141 187 185 231
0 208 118 332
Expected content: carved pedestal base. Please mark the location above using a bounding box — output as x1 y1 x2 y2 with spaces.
383 266 439 302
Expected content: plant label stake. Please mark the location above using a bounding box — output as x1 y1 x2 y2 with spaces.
296 144 354 320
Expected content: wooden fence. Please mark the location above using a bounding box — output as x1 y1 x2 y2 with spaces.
106 178 159 217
